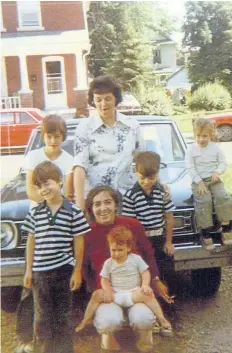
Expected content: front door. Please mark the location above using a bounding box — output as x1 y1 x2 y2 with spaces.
42 57 67 109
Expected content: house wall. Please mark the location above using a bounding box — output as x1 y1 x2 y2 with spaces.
157 44 177 72
5 56 20 95
26 54 77 109
1 1 18 32
41 1 85 30
2 1 85 32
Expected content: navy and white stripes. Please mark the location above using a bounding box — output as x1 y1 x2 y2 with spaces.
122 182 175 230
22 199 90 272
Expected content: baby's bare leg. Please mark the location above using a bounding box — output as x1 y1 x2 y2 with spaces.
75 289 105 332
131 289 171 328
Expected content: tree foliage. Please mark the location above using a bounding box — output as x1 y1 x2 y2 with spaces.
183 1 232 92
187 82 231 111
87 1 174 90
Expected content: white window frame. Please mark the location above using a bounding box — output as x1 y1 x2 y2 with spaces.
17 1 44 31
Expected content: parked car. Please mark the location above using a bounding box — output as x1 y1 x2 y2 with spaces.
116 93 141 114
88 93 141 117
206 112 232 142
1 116 232 312
0 108 45 148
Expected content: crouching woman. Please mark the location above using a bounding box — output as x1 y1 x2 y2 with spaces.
81 185 173 352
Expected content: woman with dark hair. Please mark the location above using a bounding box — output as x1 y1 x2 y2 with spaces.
73 75 145 211
82 185 173 352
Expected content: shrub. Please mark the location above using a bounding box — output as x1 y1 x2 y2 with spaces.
136 86 173 116
187 82 231 111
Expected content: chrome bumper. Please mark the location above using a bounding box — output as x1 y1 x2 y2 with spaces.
174 244 232 271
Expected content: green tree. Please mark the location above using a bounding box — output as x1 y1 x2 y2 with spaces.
87 1 174 89
183 1 232 92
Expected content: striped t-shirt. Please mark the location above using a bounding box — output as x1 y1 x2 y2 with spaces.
22 199 90 272
100 253 149 291
122 182 175 231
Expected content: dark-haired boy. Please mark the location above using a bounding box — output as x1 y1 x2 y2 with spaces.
122 151 175 283
22 161 90 353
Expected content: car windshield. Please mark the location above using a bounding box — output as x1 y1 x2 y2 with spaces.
27 121 185 163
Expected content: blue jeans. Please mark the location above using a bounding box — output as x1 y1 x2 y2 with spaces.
33 264 74 353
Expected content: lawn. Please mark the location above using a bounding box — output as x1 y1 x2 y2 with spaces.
171 107 232 134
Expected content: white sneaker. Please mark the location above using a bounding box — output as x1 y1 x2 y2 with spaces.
200 236 215 251
222 232 232 245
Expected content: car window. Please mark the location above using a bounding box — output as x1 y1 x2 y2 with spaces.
141 123 185 162
17 112 35 124
26 122 185 162
0 112 14 125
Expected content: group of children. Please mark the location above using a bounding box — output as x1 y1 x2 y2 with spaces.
20 114 232 353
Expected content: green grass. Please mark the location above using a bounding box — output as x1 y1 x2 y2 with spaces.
222 166 232 196
171 108 232 134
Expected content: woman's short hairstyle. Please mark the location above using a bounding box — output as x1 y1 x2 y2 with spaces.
32 161 62 187
107 225 133 249
85 185 119 223
135 151 161 177
40 114 67 141
193 117 217 142
88 76 123 107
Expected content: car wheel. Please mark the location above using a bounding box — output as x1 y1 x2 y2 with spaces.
1 286 22 313
191 267 221 297
217 125 232 142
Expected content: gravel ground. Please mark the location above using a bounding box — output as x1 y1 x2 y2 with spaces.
2 266 232 353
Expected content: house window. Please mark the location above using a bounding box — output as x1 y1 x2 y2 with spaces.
153 49 161 64
17 1 42 29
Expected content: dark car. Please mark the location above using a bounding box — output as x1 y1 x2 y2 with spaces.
1 116 232 312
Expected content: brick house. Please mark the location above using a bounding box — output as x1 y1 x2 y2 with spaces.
1 1 90 116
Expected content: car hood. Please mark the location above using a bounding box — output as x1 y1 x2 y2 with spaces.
1 173 30 220
159 162 193 208
0 163 194 221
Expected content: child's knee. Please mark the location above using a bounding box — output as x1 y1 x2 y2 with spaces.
92 289 104 303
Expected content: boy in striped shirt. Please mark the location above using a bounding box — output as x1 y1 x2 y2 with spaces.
22 161 90 353
122 151 175 280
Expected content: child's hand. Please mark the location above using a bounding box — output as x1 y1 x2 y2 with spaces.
141 284 154 296
164 241 175 256
70 268 82 291
103 288 114 303
211 172 220 183
24 271 32 289
197 180 208 196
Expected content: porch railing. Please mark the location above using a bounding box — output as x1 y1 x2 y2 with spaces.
1 96 21 109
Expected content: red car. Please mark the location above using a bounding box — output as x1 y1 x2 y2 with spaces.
0 108 45 148
206 112 232 142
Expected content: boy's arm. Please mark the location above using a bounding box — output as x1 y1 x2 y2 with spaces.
64 173 74 201
100 277 114 303
164 212 175 256
70 235 84 291
24 233 35 288
141 269 153 296
186 147 202 184
73 167 86 211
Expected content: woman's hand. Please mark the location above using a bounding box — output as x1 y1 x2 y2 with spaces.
141 284 154 296
164 241 175 256
152 278 174 304
197 180 208 196
103 288 114 303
